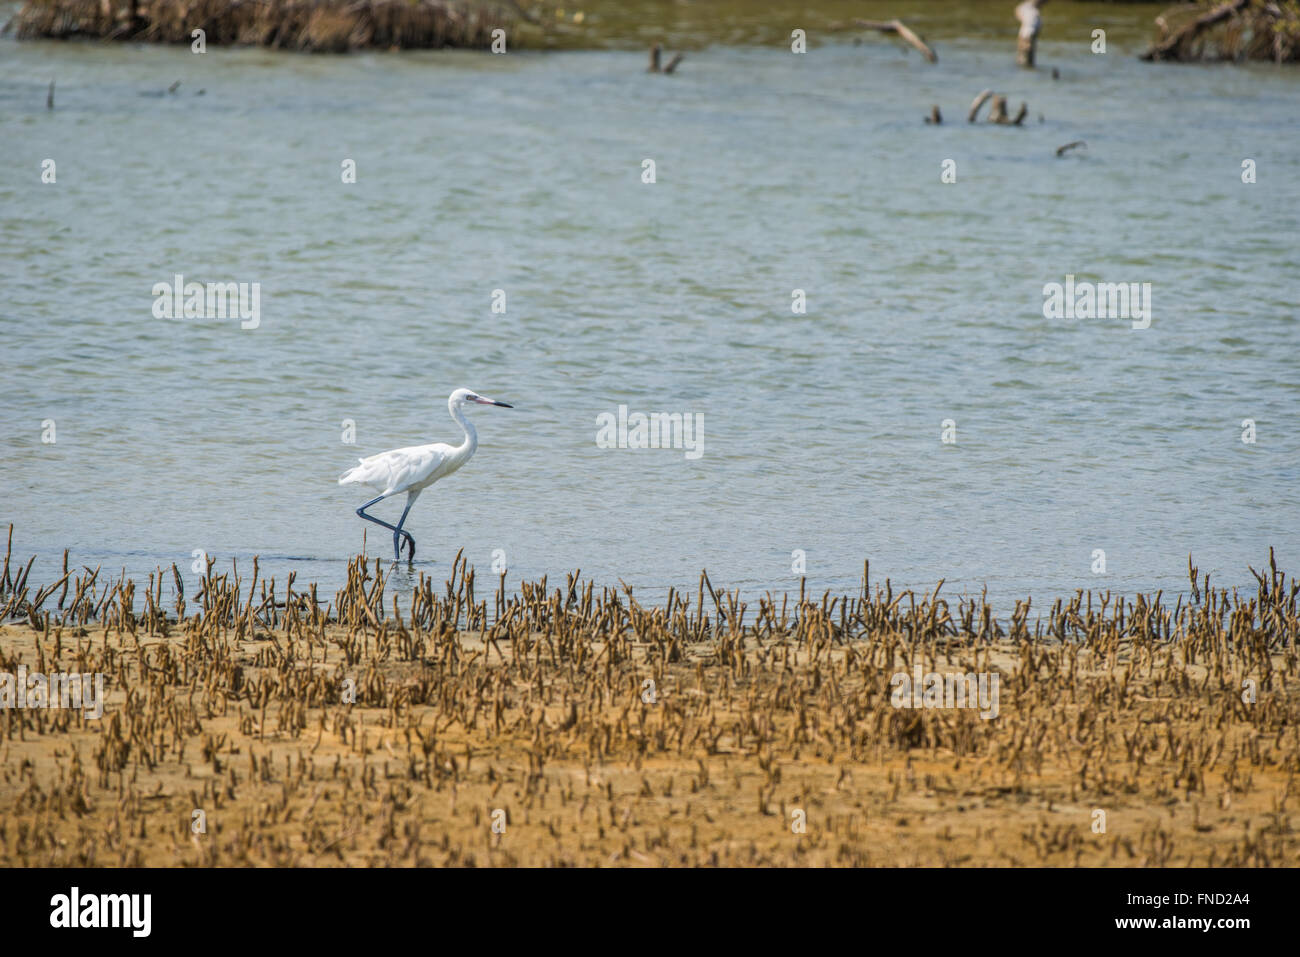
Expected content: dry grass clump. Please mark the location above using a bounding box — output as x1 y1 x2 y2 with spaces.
4 0 519 52
0 525 1297 867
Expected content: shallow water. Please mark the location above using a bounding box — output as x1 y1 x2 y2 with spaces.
1 19 1298 609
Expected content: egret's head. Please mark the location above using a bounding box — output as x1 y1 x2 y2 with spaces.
450 387 513 409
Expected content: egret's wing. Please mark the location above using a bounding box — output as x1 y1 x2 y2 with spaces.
338 444 448 494
382 445 448 494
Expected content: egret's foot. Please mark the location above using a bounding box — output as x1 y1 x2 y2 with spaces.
392 530 415 562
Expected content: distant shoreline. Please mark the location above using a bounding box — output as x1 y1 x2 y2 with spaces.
7 0 1295 62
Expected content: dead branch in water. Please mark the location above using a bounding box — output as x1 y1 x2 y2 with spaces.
1055 140 1087 156
1158 0 1300 62
1144 0 1250 60
968 89 994 122
854 18 937 62
970 90 1027 125
648 43 684 74
988 94 1028 125
1015 0 1048 68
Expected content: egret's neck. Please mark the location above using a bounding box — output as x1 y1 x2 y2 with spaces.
449 402 478 459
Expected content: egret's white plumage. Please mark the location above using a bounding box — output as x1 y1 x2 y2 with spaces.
340 387 513 560
339 444 452 497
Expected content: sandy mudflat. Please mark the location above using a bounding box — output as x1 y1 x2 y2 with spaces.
0 556 1296 866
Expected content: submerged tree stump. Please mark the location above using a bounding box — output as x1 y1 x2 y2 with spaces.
988 94 1028 125
969 89 1028 125
1015 0 1047 67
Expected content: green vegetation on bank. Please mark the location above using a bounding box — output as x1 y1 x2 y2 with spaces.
4 0 1296 60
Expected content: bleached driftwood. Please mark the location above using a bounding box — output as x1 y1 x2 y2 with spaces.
988 94 1027 125
970 90 1027 125
854 18 937 62
1015 0 1047 67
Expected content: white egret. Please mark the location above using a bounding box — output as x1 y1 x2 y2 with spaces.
339 387 513 561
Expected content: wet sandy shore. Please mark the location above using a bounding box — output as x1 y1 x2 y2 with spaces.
0 551 1296 866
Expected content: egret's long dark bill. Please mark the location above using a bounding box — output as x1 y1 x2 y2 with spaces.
491 400 513 408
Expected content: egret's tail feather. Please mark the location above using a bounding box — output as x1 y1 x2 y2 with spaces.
338 462 364 485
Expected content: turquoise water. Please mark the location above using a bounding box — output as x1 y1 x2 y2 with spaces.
2 28 1298 609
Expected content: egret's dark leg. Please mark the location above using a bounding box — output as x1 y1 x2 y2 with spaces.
392 494 417 563
356 494 414 559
